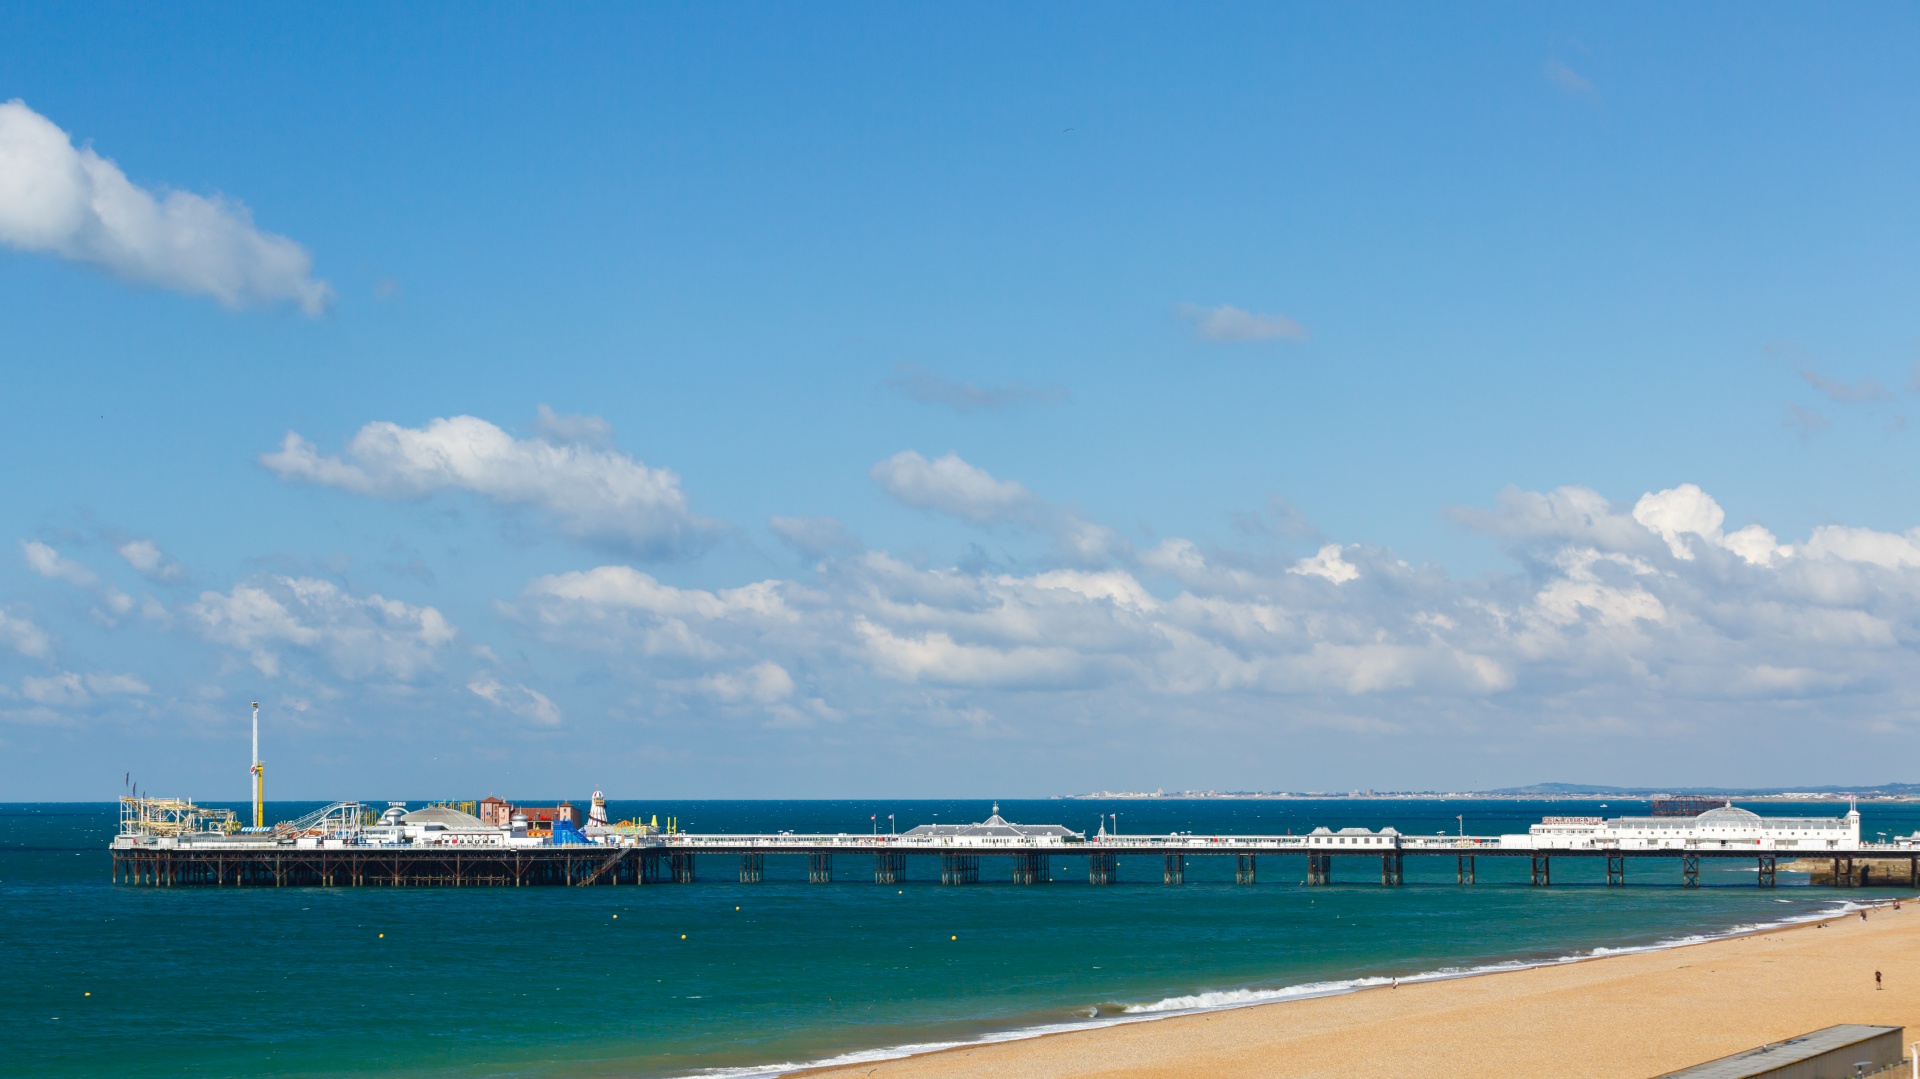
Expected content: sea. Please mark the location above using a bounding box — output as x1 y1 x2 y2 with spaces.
3 797 1910 1078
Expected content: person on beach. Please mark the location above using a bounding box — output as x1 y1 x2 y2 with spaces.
1876 971 1882 990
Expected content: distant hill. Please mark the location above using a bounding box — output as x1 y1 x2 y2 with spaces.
1485 781 1920 797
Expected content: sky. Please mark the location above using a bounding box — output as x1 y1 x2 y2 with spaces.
5 4 1920 801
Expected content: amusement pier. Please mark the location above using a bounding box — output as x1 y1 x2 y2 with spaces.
113 792 1920 890
110 708 1920 889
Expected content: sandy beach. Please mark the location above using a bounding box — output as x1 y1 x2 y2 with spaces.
803 898 1920 1079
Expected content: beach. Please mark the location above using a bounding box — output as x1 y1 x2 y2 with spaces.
804 898 1920 1079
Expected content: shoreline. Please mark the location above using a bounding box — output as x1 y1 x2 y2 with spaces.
789 894 1920 1079
717 895 1888 1079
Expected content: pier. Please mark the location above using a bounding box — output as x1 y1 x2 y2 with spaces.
110 800 1920 890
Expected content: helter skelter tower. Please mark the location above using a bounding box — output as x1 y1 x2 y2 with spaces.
249 701 265 829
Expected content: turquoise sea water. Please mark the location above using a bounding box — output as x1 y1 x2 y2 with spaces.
3 798 1910 1078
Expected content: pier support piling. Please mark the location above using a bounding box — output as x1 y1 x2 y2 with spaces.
1757 854 1775 888
1682 854 1700 888
1088 852 1116 885
1530 853 1551 887
1457 854 1475 885
874 852 905 885
739 852 764 884
939 853 978 885
1380 852 1403 886
1235 853 1256 885
1012 852 1050 884
1162 853 1185 885
1607 852 1625 887
807 852 833 884
1307 853 1331 886
670 851 696 884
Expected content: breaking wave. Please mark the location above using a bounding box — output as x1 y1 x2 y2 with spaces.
690 898 1870 1078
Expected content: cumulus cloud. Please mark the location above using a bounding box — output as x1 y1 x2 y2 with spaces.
188 576 455 679
261 413 717 557
883 363 1069 413
1174 303 1307 343
1288 545 1361 584
468 675 562 726
116 539 184 582
500 476 1920 743
1454 483 1790 568
0 100 331 314
870 451 1038 525
1632 484 1791 565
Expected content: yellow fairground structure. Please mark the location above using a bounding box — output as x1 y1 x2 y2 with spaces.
249 701 264 829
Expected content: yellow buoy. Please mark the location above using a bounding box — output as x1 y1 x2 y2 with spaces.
951 935 957 941
83 992 90 997
378 933 385 939
681 934 687 939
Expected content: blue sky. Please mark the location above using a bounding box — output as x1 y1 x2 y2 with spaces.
5 5 1920 800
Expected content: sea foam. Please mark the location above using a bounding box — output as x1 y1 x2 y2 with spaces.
691 897 1868 1079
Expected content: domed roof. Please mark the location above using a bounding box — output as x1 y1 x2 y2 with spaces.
400 805 492 830
1696 805 1762 827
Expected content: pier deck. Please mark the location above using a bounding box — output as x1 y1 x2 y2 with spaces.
111 832 1920 889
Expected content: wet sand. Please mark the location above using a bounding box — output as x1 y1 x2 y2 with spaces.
801 898 1920 1079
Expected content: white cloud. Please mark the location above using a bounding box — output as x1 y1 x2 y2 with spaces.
0 608 51 659
468 675 562 726
855 620 1086 689
188 576 455 679
688 661 796 705
22 540 97 587
1802 526 1920 569
1174 303 1307 343
1633 484 1792 566
116 539 184 581
502 478 1920 749
1632 484 1725 560
22 540 136 617
20 672 86 706
85 672 150 696
262 414 717 557
12 670 142 707
1288 544 1360 584
870 451 1037 525
1446 485 1656 553
0 100 331 314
